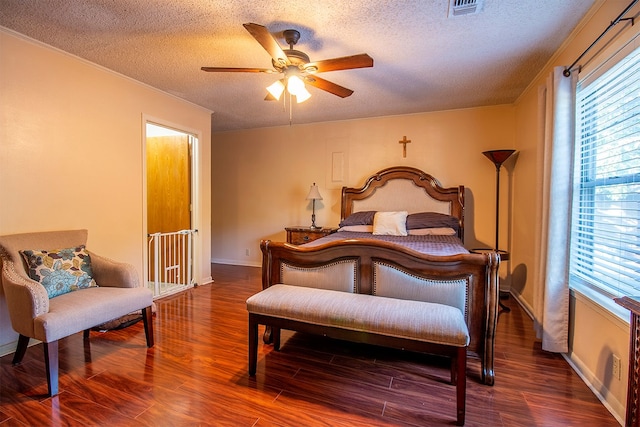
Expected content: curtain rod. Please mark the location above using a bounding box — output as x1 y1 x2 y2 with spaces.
563 0 639 77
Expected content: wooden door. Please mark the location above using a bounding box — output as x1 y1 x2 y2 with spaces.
146 135 191 234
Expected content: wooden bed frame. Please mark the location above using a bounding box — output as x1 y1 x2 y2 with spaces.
260 166 500 385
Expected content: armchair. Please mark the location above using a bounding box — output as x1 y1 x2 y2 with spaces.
0 229 154 396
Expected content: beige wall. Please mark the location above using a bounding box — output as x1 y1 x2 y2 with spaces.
0 29 213 352
512 0 637 422
212 105 516 266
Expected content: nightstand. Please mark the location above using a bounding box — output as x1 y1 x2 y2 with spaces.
285 226 337 245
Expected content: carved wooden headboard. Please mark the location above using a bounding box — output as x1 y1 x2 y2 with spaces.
340 166 465 240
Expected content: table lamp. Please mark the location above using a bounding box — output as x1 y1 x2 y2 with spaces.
306 183 323 229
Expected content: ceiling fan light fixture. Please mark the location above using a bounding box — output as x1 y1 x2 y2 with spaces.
287 75 305 96
266 80 285 100
295 86 311 103
202 24 373 103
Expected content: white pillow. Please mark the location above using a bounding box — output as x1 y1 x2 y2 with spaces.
372 211 408 236
408 227 457 236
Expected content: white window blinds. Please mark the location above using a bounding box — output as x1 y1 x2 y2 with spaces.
570 45 640 298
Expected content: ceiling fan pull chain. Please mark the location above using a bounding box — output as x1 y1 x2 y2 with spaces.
282 89 286 113
289 92 293 126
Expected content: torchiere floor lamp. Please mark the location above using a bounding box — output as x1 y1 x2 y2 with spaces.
482 149 516 312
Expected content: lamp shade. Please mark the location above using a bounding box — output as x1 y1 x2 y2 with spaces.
287 75 305 95
295 85 311 103
266 80 285 101
306 183 322 200
482 150 516 168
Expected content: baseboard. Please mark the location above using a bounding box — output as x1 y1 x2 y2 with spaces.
211 258 261 268
0 340 16 358
510 291 535 320
0 337 40 358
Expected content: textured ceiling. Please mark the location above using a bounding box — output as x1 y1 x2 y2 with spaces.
0 0 598 132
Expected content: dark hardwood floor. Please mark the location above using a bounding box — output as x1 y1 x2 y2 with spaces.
0 264 620 426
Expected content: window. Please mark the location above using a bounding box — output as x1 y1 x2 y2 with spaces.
570 45 640 301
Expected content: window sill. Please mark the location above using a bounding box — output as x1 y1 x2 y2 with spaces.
569 284 631 326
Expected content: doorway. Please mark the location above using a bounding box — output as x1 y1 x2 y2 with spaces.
145 122 198 298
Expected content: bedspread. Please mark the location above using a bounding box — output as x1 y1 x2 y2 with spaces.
304 231 469 256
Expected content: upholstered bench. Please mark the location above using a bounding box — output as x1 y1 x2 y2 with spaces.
246 284 470 426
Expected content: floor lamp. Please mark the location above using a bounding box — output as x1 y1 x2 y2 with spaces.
483 149 516 311
482 149 516 254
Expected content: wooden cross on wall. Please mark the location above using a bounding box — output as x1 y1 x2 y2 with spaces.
399 136 411 158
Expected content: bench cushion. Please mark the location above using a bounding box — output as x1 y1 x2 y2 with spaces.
246 284 470 347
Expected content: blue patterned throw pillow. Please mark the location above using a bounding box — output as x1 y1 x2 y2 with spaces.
20 245 98 298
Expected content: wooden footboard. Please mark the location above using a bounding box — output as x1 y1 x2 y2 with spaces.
260 238 500 385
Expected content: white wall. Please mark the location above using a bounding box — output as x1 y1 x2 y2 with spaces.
0 28 213 353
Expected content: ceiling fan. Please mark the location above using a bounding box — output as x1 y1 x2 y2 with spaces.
201 23 373 102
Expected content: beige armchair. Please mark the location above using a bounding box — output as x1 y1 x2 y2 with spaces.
0 229 154 396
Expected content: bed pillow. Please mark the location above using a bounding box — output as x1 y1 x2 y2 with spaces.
339 211 376 227
20 245 98 299
372 211 408 236
408 227 457 236
338 225 374 233
406 212 460 233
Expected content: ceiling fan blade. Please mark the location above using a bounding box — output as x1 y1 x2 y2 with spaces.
201 67 276 73
243 23 290 67
304 75 354 98
304 54 374 73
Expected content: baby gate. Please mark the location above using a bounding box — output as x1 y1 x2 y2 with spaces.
147 229 197 298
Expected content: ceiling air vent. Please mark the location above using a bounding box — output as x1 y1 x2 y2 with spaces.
448 0 484 17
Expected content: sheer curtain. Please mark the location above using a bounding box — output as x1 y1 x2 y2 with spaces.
533 66 578 353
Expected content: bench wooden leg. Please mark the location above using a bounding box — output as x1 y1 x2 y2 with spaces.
43 340 59 396
12 334 30 365
455 346 467 426
273 327 281 351
142 306 154 348
248 314 258 376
